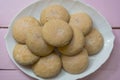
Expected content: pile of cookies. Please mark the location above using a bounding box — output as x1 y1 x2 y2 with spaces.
12 5 104 78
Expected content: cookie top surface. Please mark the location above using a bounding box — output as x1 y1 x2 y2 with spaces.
40 5 70 25
12 16 40 43
58 26 85 56
62 49 89 74
32 53 61 78
13 44 39 65
26 27 54 57
69 13 92 35
42 19 73 47
85 28 104 55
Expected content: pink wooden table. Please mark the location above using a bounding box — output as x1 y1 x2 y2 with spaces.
0 0 120 80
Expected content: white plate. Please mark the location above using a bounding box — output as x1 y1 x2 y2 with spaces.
5 0 115 80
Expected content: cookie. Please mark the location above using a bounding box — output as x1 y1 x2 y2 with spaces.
62 49 89 74
12 16 40 44
32 53 61 78
58 26 85 56
42 19 73 47
40 5 70 25
69 13 92 35
26 27 54 57
13 44 39 65
85 28 104 55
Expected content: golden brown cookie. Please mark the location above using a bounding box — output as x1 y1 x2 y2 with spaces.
26 27 54 57
12 16 40 44
61 49 89 74
40 5 70 25
69 13 92 35
85 28 104 55
13 44 39 65
32 53 61 78
58 26 85 56
42 19 73 47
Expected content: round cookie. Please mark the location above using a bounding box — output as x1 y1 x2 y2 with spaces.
13 44 39 65
85 28 104 55
40 5 70 25
69 13 92 35
62 49 89 74
32 53 62 78
58 26 85 56
12 16 40 44
26 26 54 57
42 19 73 47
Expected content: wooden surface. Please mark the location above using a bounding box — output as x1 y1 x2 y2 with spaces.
0 0 120 27
0 0 120 80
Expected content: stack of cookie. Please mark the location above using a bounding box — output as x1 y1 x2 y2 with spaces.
12 5 104 78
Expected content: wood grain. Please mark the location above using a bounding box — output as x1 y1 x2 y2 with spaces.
0 0 120 27
0 29 17 69
0 70 35 80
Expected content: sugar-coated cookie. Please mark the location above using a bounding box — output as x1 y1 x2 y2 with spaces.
69 13 92 35
42 19 73 47
62 49 89 74
85 28 104 55
13 44 39 65
58 26 85 56
32 53 61 78
26 27 54 56
40 5 70 25
12 16 40 43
